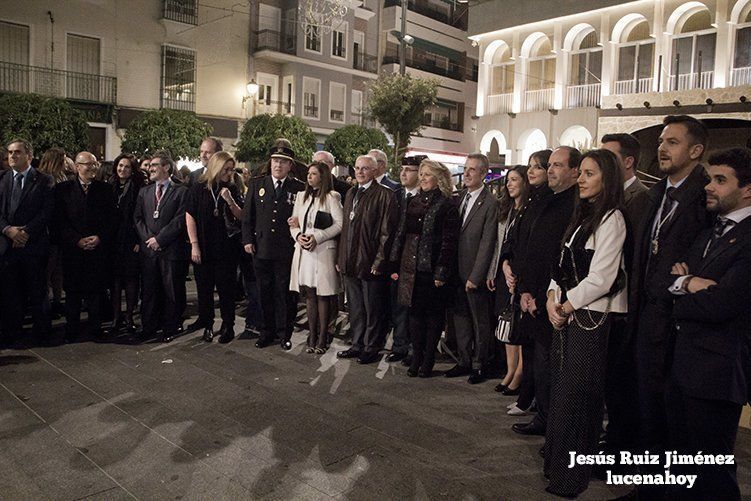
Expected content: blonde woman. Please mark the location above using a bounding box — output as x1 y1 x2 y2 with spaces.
185 151 244 344
389 160 460 377
288 162 343 353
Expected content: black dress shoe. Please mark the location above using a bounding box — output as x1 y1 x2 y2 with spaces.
502 386 521 396
126 320 138 333
280 339 292 351
418 368 430 378
336 348 361 359
177 324 185 334
407 368 418 377
512 421 546 436
468 369 486 384
162 333 175 343
400 356 412 367
218 325 235 344
385 352 406 363
255 336 273 348
357 352 380 364
494 382 508 393
202 328 214 342
186 319 208 333
444 364 471 378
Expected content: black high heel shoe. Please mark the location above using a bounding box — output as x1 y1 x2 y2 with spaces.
502 385 520 396
494 382 508 393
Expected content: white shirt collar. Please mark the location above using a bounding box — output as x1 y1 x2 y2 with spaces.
406 187 419 197
724 206 751 225
272 175 287 185
13 165 31 177
667 175 688 190
623 176 637 190
359 180 373 190
376 173 386 183
465 186 483 198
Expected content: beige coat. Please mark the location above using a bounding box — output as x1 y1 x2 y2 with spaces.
289 191 343 295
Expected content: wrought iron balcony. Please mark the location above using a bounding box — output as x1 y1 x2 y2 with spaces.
162 0 198 25
253 30 296 54
0 61 117 105
353 53 378 73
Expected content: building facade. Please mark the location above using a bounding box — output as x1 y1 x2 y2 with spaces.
469 0 751 171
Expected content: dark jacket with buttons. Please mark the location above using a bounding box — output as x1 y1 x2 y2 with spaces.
242 175 305 261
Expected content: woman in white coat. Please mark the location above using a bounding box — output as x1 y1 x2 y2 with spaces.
288 161 343 353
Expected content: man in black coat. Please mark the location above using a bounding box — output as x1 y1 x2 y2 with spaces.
242 146 305 350
665 147 751 500
187 137 222 185
134 152 189 343
54 151 117 342
511 146 579 436
0 139 54 347
631 116 712 496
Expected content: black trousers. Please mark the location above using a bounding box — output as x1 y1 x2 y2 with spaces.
390 280 410 355
194 257 238 327
517 340 536 410
65 291 100 335
408 294 446 372
531 334 551 429
666 382 742 501
453 285 494 370
343 275 387 354
603 316 640 453
0 253 50 340
254 257 296 341
141 256 186 336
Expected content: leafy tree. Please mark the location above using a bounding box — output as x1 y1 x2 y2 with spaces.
323 125 389 170
121 109 212 159
367 73 438 167
0 94 89 158
235 114 316 164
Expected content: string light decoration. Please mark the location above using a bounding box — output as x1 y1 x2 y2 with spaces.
298 0 351 36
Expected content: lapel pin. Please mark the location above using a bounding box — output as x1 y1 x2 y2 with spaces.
259 187 265 197
730 238 737 244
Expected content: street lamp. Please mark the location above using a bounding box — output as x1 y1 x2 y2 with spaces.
242 79 260 116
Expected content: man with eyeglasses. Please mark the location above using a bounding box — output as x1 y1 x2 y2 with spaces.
0 138 55 348
54 151 117 343
133 151 190 343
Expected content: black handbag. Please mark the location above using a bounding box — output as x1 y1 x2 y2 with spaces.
313 210 333 230
495 294 517 343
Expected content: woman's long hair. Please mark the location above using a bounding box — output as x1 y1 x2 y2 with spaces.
38 147 68 182
419 159 453 198
562 148 624 246
303 162 334 202
499 164 529 221
110 153 143 188
202 151 235 186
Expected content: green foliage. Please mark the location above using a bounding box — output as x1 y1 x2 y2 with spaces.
0 94 89 158
235 114 316 164
121 109 212 159
323 125 389 169
367 73 438 166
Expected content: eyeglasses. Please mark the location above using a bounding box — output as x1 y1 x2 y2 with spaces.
149 162 163 167
76 161 99 168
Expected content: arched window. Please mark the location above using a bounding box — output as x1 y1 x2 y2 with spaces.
485 42 514 113
567 27 602 107
669 6 716 90
732 3 751 86
518 128 547 165
559 125 593 150
614 18 654 94
522 34 555 111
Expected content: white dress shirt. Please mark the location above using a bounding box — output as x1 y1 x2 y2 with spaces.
461 186 483 224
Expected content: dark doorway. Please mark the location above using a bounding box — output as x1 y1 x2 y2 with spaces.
88 126 106 160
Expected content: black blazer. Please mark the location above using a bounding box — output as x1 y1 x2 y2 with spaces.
631 164 712 310
242 176 305 261
134 181 189 261
0 167 55 257
670 216 751 406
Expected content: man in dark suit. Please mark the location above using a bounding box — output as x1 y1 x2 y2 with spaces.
632 115 712 497
54 151 117 342
312 150 350 200
385 155 426 364
368 149 400 190
134 151 189 343
242 146 305 350
446 153 499 384
666 147 751 500
511 146 579 436
187 137 222 185
0 139 54 347
336 155 398 364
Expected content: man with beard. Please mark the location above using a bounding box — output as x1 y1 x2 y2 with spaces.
632 115 712 499
666 147 751 500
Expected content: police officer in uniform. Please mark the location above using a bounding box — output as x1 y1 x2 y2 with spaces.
242 146 305 349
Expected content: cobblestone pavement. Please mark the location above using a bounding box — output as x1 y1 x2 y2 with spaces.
1 290 750 499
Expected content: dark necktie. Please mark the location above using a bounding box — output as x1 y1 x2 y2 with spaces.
405 192 413 206
705 217 735 257
82 182 90 195
659 186 676 223
10 172 23 213
353 186 365 209
156 182 163 203
460 192 471 219
275 179 283 199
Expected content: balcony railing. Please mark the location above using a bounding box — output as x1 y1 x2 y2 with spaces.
384 0 467 30
565 82 601 108
351 113 375 127
303 105 319 118
668 71 713 91
353 53 378 73
731 67 751 86
383 50 463 81
330 109 344 122
523 88 554 112
614 77 654 94
486 92 513 114
253 29 296 54
423 116 462 131
0 61 117 104
255 99 294 116
162 0 198 25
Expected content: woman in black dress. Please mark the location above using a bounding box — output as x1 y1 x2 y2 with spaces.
543 149 628 497
185 151 244 344
109 154 143 332
390 159 459 377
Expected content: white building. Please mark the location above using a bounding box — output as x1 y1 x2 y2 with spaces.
469 0 751 170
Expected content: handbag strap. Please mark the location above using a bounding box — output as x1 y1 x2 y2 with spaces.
302 196 315 234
